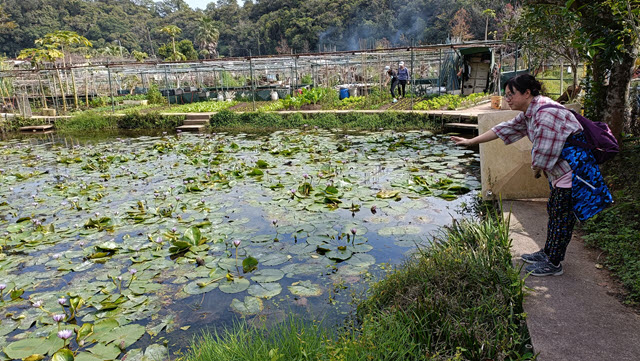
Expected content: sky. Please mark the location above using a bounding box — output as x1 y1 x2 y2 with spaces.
183 0 213 9
183 0 245 9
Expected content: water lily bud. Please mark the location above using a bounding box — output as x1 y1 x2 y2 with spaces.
57 329 73 340
272 219 278 226
58 298 67 305
32 300 43 308
171 227 177 233
129 268 137 275
302 173 309 179
0 284 5 290
351 228 357 235
233 239 241 247
52 314 64 322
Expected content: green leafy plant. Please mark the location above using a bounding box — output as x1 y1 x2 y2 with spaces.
169 226 207 254
146 83 166 105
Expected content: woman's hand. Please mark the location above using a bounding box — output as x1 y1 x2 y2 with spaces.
451 136 472 146
450 130 498 147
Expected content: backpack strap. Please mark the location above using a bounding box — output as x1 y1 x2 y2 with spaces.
537 104 595 151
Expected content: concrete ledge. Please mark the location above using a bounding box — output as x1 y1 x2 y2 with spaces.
478 111 550 200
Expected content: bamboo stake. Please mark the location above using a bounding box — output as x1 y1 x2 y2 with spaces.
71 68 79 109
56 68 67 112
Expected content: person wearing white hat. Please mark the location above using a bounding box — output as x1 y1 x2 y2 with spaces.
397 61 409 98
384 65 399 103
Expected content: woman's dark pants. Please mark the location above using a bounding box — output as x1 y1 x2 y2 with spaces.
544 187 576 265
398 80 407 97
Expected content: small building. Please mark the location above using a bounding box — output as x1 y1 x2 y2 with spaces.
458 47 496 95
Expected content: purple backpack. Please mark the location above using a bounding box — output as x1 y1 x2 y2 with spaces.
539 104 619 164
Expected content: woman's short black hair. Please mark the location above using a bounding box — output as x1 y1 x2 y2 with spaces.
504 73 542 96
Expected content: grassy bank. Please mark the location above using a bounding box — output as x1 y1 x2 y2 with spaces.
209 110 440 131
4 110 442 134
183 213 532 361
582 137 640 305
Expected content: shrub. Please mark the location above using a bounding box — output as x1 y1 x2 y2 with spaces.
57 111 117 131
210 109 239 127
116 111 182 129
146 83 167 105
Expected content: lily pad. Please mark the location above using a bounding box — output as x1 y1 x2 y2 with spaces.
259 253 290 266
142 344 168 361
346 253 376 267
250 268 285 283
230 296 264 315
183 279 219 295
87 343 121 360
288 280 323 297
96 323 146 348
248 282 282 299
3 336 61 359
218 278 250 294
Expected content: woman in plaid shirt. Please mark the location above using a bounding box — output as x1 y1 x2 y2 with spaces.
451 74 612 276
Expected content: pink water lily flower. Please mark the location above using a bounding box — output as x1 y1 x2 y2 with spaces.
57 329 73 340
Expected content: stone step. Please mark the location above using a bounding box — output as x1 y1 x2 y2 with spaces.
185 113 210 120
20 124 55 132
176 124 208 133
183 119 209 126
444 122 478 130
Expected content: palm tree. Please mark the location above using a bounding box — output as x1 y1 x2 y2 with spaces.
160 25 182 60
36 30 92 110
18 46 65 111
195 18 220 59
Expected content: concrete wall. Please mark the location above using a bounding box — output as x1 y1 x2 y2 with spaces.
478 111 550 200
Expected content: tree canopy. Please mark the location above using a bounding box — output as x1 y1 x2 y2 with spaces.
0 0 516 58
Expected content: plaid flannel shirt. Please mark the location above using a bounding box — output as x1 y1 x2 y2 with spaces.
492 96 583 182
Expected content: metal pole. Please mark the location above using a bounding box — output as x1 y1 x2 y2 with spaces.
294 55 298 90
107 61 115 113
410 39 414 109
514 46 519 76
560 60 564 97
163 65 170 104
249 50 256 111
438 49 442 95
498 51 502 95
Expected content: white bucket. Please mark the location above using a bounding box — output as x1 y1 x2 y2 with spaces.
271 91 279 101
217 94 224 101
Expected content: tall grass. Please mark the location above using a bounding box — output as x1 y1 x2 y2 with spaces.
183 213 533 361
209 110 440 131
56 111 118 131
187 318 332 361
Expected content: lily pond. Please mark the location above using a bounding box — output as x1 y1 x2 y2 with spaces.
0 128 479 360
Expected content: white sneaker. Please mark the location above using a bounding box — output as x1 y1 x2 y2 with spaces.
392 98 397 103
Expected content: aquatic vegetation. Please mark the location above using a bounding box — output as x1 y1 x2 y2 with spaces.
0 129 478 359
